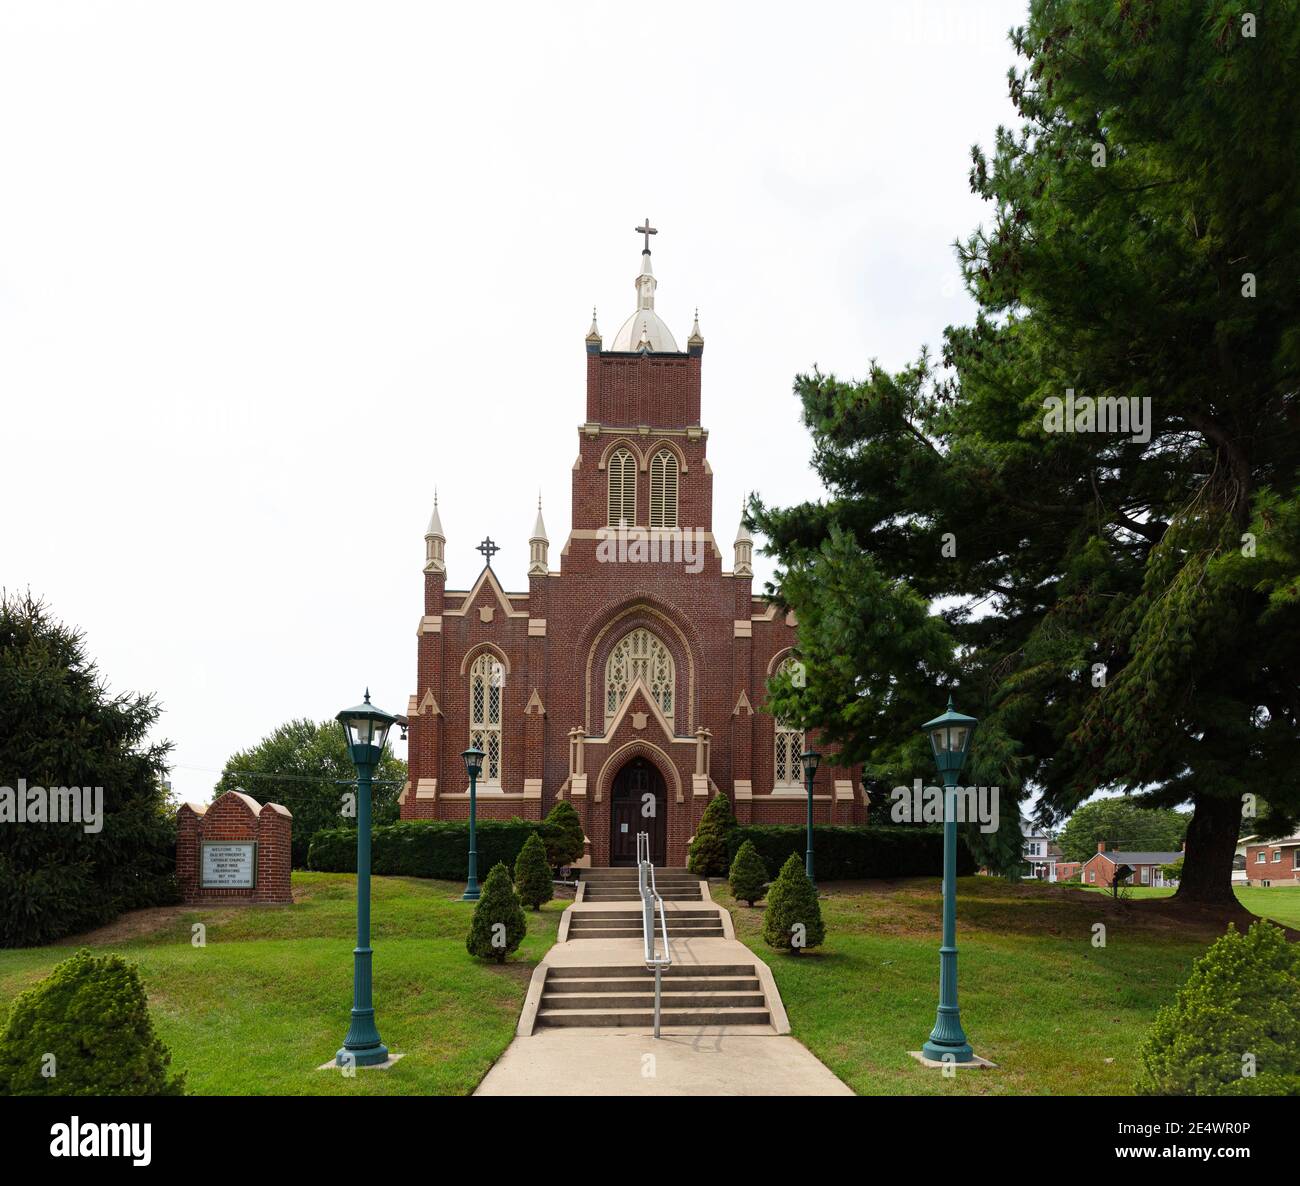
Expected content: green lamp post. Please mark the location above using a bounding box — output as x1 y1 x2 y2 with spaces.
920 694 979 1063
461 744 485 901
800 747 821 886
335 689 397 1068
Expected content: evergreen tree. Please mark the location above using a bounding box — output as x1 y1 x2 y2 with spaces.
762 854 825 953
215 718 405 867
541 799 585 870
753 2 1300 903
729 840 769 906
0 949 184 1096
687 792 736 877
1136 921 1300 1096
466 862 526 963
0 593 177 946
513 832 553 910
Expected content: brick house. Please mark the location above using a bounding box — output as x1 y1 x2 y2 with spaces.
1242 836 1300 886
1081 841 1182 890
399 233 862 867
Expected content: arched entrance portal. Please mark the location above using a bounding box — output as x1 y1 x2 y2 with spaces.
609 757 666 866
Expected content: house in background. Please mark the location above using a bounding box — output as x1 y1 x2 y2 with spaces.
1022 820 1060 881
1232 836 1252 885
1081 841 1182 890
1242 835 1300 887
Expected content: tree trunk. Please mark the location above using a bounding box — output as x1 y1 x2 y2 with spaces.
1173 791 1240 906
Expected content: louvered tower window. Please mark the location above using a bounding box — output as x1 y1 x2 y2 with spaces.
773 656 805 787
468 652 503 785
605 628 674 725
607 448 636 527
649 449 679 528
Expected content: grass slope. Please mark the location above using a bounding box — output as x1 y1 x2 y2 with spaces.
715 876 1266 1097
0 872 561 1096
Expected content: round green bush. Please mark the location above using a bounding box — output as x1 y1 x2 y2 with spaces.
0 948 184 1096
514 832 553 911
466 863 527 964
687 792 736 877
1135 920 1300 1095
729 840 768 905
762 854 825 953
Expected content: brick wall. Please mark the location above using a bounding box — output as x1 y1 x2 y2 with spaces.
1243 842 1300 885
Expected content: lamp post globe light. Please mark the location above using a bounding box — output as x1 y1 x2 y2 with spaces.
461 744 485 901
920 694 979 1064
335 690 398 1068
800 747 821 886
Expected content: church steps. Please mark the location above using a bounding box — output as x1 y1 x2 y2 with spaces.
546 963 756 979
543 975 760 993
536 1006 772 1028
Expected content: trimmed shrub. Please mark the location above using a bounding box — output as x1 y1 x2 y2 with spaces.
726 824 974 882
308 818 563 879
762 854 825 953
466 863 527 964
0 949 184 1096
514 832 553 911
542 800 585 870
687 792 737 877
1136 920 1300 1096
729 840 768 906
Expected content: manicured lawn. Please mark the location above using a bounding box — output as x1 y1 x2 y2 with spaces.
715 876 1248 1096
1076 884 1300 929
0 872 562 1095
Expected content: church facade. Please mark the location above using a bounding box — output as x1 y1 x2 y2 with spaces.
400 230 863 867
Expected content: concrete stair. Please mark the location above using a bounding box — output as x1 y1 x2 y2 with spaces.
566 908 724 940
580 866 703 902
536 964 770 1029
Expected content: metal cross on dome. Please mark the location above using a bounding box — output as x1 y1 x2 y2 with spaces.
636 218 657 251
476 537 499 567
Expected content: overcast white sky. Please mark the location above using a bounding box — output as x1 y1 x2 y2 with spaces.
2 1 1028 804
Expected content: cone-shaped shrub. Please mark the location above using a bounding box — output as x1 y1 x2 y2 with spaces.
1135 920 1300 1095
729 839 768 905
687 792 736 877
543 800 585 869
514 832 553 911
466 862 527 963
762 854 825 953
0 949 184 1095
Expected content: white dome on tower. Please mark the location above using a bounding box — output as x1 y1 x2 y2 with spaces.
609 247 679 352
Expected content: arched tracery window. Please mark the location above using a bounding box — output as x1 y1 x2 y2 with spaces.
773 655 804 787
605 628 674 725
469 652 503 784
607 447 636 527
649 449 679 528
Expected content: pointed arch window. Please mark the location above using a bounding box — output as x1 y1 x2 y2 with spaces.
469 652 503 785
607 448 637 527
605 628 674 725
773 656 804 788
649 449 679 529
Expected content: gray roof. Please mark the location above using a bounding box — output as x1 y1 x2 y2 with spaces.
1095 851 1182 865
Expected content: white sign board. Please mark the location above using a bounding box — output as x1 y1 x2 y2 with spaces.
201 842 256 889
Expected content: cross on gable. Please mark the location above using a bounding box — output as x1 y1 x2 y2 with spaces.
476 537 499 566
636 218 657 252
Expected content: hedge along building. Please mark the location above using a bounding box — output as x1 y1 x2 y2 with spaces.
400 227 863 867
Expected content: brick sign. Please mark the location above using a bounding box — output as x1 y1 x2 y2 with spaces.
177 790 291 905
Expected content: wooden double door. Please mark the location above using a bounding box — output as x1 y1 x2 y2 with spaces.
609 757 666 866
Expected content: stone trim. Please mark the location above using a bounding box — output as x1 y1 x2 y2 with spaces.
418 614 442 635
734 619 752 638
528 618 547 636
733 779 753 801
415 778 438 801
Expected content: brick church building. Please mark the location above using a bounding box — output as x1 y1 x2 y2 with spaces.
399 227 863 866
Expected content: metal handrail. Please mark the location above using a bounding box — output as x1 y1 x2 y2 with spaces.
636 832 671 1038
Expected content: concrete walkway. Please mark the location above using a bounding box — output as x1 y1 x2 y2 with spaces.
476 1028 852 1096
475 884 852 1096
